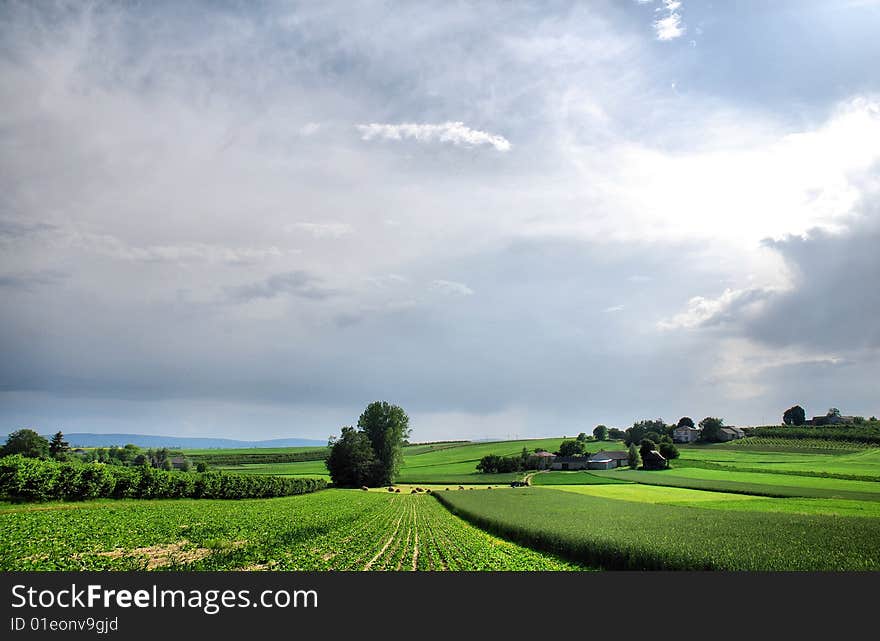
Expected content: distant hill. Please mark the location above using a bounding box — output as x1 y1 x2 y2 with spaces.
25 433 327 449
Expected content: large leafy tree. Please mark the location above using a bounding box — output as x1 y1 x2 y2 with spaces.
782 405 806 426
1 429 50 459
593 425 609 441
698 417 725 442
357 401 411 486
325 426 379 487
677 417 695 428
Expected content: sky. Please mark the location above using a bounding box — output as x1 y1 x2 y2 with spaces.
1 0 879 442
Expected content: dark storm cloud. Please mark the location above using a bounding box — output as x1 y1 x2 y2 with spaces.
745 214 880 350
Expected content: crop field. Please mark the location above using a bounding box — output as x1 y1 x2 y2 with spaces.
720 437 873 453
530 471 630 485
546 484 880 518
0 490 585 571
676 446 880 480
592 466 880 501
214 461 331 479
435 487 880 570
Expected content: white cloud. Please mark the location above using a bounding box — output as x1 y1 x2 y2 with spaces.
431 279 475 296
705 338 844 400
603 305 625 313
287 222 354 238
357 122 511 152
654 1 686 41
658 287 776 330
63 231 284 265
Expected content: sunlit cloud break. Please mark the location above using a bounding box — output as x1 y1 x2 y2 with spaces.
357 122 511 152
654 0 686 41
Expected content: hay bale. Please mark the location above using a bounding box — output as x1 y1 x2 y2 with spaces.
361 486 369 491
395 489 400 493
387 487 395 492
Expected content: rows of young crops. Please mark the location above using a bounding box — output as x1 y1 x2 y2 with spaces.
435 487 880 570
0 490 584 571
726 437 875 452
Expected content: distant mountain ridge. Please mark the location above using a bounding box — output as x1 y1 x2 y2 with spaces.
20 433 327 449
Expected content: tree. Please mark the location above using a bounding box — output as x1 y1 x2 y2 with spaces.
677 417 694 428
593 425 609 441
625 419 667 446
827 407 841 418
608 427 625 440
558 439 585 457
357 401 411 485
1 429 50 459
639 438 656 461
627 443 640 469
698 417 725 442
782 405 806 426
49 431 70 460
195 461 209 473
659 440 679 461
325 426 379 487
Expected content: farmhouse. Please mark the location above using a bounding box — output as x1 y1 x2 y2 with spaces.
531 450 556 469
550 456 590 471
717 427 745 442
642 450 667 470
587 451 630 470
809 415 857 426
672 425 701 443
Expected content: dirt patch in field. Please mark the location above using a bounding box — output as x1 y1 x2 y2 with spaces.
92 539 246 569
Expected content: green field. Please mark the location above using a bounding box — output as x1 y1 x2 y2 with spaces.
592 466 880 501
676 447 880 480
182 447 326 456
530 471 630 485
435 487 880 570
215 437 575 484
547 484 880 518
0 490 586 571
5 436 880 571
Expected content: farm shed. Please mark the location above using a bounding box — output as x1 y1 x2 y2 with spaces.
717 427 745 442
550 456 590 471
587 451 629 470
642 450 667 470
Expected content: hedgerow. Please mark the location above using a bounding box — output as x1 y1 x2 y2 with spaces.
0 455 326 503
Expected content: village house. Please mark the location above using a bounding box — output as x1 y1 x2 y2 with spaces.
587 450 630 470
672 425 701 443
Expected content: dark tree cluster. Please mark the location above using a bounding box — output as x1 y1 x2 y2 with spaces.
325 401 411 487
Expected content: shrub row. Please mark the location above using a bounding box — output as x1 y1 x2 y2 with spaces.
0 455 327 503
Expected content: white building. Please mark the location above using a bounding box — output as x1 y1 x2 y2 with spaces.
673 425 701 443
